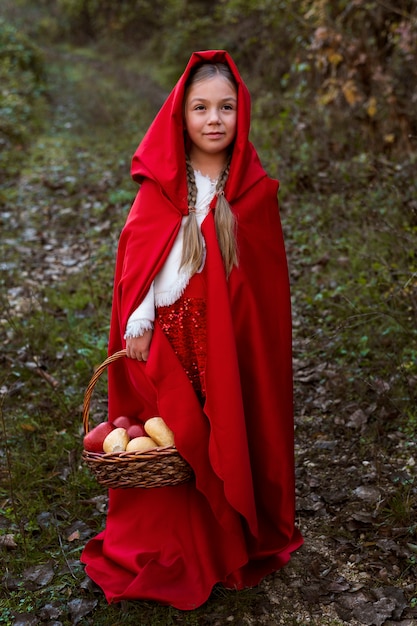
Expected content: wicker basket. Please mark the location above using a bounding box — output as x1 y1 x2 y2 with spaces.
81 349 193 489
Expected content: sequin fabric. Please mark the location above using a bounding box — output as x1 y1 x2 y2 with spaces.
156 296 207 404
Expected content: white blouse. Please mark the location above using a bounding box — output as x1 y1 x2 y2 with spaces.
124 171 217 339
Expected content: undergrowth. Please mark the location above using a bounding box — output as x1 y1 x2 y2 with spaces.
284 159 417 430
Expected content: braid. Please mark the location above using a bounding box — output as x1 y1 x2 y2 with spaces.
186 157 198 209
181 156 238 278
214 159 239 276
180 158 205 275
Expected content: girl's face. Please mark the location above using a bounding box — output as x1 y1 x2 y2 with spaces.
184 75 237 162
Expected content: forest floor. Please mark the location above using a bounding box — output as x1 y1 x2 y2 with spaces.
1 43 416 626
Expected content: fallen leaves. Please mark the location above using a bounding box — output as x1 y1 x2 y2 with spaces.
292 333 417 624
335 586 408 626
68 598 98 625
22 561 55 589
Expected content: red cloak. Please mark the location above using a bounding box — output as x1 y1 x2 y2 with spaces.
81 49 303 609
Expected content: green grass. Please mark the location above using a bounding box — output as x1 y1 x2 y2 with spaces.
284 163 417 425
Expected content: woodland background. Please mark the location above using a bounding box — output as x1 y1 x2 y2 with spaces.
0 1 416 625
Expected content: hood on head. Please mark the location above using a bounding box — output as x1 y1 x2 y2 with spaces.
131 50 265 211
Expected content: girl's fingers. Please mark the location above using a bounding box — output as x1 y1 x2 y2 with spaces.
125 331 152 360
127 350 147 361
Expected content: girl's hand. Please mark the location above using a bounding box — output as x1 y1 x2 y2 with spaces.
125 329 153 361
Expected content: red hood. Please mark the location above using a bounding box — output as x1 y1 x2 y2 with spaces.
131 50 266 208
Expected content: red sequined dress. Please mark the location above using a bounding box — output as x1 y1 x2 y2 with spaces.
156 270 207 404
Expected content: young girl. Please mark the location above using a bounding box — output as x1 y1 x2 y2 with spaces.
81 49 303 610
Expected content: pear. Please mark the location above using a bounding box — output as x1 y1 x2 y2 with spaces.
144 416 175 447
103 427 129 453
126 436 158 452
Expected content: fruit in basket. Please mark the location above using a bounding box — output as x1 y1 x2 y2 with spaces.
126 436 158 452
103 427 130 453
111 415 135 430
144 416 175 447
127 423 146 439
84 422 115 453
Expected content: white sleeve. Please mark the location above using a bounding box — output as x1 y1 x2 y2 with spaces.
124 282 155 339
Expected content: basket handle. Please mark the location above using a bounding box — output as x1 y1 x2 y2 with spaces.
82 349 127 435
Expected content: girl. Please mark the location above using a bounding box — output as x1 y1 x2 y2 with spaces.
81 49 303 610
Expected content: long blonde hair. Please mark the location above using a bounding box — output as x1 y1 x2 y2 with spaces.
180 64 239 277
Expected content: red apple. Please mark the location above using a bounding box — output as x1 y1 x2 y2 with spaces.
84 422 115 453
111 415 135 430
127 423 146 439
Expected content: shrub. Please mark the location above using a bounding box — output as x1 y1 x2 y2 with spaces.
0 19 46 183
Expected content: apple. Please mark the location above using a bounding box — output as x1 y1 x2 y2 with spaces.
127 423 146 439
84 422 115 453
111 415 135 430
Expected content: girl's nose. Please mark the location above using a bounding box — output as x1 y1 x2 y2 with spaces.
208 108 221 123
